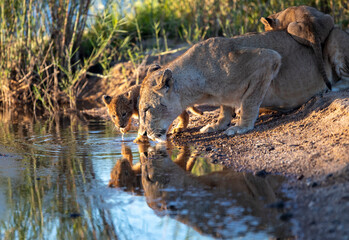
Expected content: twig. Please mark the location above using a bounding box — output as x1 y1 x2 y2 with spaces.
86 72 111 79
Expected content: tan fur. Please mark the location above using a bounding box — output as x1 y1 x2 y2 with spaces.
108 144 142 192
261 5 334 90
108 143 196 192
323 28 349 91
138 29 349 142
103 85 140 134
103 82 203 142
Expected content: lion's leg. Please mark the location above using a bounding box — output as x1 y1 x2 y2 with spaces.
332 77 349 91
133 134 149 143
170 111 190 134
225 49 281 136
287 22 332 90
200 105 234 133
134 124 149 143
287 21 314 47
173 145 191 170
225 101 260 135
188 106 203 116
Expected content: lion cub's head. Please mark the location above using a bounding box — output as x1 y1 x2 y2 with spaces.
102 85 140 133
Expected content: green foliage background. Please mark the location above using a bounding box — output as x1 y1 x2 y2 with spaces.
0 0 348 114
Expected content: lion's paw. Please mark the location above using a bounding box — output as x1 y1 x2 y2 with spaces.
200 124 217 133
224 126 252 136
169 127 184 134
133 135 149 143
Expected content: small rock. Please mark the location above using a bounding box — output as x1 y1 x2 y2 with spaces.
70 213 81 218
254 169 268 178
341 195 349 201
326 173 333 179
268 200 285 209
279 212 293 221
306 180 317 187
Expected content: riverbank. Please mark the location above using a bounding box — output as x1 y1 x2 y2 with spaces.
169 90 349 239
82 71 349 239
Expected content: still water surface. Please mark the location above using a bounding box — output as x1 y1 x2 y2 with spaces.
0 113 292 239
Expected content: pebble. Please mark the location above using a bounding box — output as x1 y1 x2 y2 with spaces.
70 213 81 218
268 200 285 209
280 212 293 221
254 169 268 177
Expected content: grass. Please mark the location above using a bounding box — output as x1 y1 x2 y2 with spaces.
0 0 348 115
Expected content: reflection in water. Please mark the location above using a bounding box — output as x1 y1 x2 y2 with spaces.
0 110 293 239
113 143 293 239
108 144 144 194
0 111 122 239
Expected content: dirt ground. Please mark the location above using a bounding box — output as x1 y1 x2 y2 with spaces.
81 55 349 239
168 90 349 240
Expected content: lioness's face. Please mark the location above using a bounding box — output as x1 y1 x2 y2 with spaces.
102 94 133 133
139 68 182 142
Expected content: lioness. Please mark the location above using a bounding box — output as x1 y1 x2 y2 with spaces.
138 28 349 142
103 73 203 142
261 6 334 90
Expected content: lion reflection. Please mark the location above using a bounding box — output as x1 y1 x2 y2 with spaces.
109 143 292 238
108 143 194 193
141 145 292 239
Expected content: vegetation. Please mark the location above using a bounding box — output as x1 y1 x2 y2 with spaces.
0 113 122 239
0 0 348 114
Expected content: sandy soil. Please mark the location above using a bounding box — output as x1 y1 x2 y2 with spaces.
168 90 349 240
80 55 349 239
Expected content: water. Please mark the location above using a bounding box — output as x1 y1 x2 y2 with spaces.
0 112 293 239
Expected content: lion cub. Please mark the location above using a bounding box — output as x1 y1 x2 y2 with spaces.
103 82 203 142
261 5 334 90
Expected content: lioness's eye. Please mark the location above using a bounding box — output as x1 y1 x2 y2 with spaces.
112 115 116 119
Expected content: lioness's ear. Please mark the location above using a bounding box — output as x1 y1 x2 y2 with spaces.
261 17 276 29
147 64 161 76
155 69 173 91
102 95 112 105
